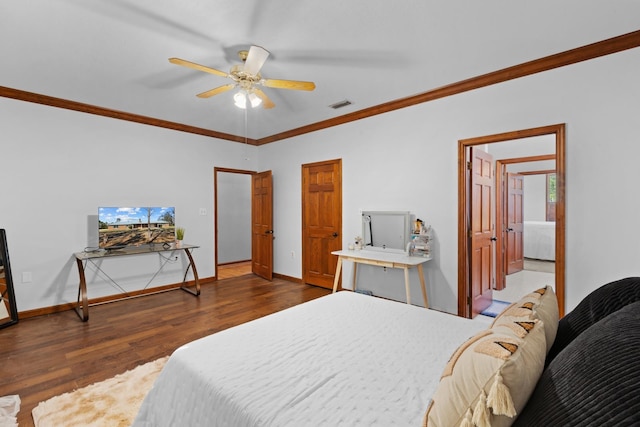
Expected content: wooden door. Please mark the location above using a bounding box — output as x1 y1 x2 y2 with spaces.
302 159 342 289
506 172 524 275
470 148 494 317
251 171 273 280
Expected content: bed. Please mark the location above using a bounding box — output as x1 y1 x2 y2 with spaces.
523 221 555 261
133 292 486 426
134 278 640 427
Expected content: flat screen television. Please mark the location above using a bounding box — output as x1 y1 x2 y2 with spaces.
98 207 175 249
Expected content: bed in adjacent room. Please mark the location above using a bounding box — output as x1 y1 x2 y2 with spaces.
523 220 555 261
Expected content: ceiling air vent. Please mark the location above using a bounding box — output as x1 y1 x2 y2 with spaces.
329 100 352 109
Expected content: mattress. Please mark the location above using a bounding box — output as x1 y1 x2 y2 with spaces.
524 221 556 261
133 292 485 427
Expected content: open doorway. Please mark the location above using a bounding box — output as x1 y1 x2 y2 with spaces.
494 154 556 303
457 124 565 318
214 167 253 280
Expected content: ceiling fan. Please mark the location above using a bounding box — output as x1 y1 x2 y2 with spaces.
169 45 316 109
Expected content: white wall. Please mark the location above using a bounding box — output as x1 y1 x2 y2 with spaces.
522 175 547 221
217 172 251 264
259 47 640 313
3 47 639 316
0 98 257 311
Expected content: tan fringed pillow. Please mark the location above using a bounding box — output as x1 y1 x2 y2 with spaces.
494 286 558 353
424 320 546 427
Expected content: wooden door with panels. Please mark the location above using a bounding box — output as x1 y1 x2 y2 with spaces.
302 159 342 289
252 171 273 280
494 164 525 291
469 148 495 317
505 172 524 275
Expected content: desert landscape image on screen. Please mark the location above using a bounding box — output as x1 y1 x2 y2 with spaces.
98 207 175 249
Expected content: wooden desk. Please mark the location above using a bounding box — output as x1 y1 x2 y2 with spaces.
331 249 432 307
74 244 200 321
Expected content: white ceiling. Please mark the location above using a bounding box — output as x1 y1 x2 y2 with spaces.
2 1 639 140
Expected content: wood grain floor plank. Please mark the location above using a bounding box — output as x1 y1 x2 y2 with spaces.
0 275 329 426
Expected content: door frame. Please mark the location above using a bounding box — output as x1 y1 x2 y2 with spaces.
495 154 555 290
458 123 566 318
214 167 255 280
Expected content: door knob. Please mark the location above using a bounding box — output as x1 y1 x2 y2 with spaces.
506 228 514 232
265 230 274 234
332 232 339 238
490 237 497 241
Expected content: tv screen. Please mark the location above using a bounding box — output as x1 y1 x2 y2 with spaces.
98 207 175 249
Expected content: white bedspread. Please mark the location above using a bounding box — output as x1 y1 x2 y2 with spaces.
133 292 484 427
524 221 556 261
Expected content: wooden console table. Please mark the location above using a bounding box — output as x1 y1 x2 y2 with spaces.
331 249 432 308
74 244 200 321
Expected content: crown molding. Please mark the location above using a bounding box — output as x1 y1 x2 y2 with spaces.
0 86 259 145
257 29 640 145
2 30 639 145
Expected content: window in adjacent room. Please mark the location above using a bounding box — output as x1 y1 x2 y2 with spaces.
546 173 557 221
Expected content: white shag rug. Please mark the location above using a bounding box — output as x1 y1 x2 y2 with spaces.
32 357 168 427
0 395 20 427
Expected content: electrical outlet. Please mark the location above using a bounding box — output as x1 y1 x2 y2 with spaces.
291 251 295 258
199 208 207 216
22 272 32 283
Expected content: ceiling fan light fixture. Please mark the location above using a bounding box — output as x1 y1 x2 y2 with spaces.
234 91 247 109
234 90 262 109
248 92 262 108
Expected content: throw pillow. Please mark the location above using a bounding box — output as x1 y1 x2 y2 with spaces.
424 320 546 427
495 286 558 353
546 276 640 364
513 300 640 426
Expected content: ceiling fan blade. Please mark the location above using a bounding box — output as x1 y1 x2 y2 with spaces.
169 58 228 78
243 46 270 76
197 83 236 98
253 89 275 109
262 79 316 91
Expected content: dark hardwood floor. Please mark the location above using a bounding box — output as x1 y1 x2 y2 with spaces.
0 275 330 427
